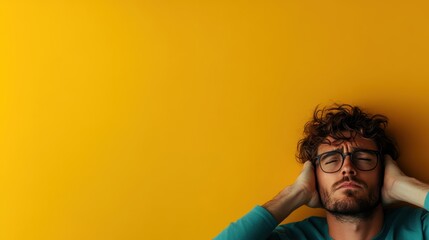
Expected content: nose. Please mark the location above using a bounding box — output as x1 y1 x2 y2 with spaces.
341 154 357 176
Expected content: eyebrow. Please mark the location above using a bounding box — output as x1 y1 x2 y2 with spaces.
326 147 375 153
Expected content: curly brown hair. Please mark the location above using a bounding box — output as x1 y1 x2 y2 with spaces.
297 104 399 164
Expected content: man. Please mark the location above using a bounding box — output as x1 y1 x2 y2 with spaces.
215 104 429 240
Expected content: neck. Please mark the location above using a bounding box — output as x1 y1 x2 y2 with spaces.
326 204 384 240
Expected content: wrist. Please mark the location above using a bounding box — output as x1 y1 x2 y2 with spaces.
391 176 429 208
262 185 307 223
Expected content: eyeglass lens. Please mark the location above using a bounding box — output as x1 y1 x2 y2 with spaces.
319 151 378 173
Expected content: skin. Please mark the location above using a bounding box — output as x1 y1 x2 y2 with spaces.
316 135 381 216
316 134 383 240
263 134 429 240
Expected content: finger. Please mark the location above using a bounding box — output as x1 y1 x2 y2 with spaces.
303 160 313 168
384 154 393 161
384 154 398 167
302 161 314 173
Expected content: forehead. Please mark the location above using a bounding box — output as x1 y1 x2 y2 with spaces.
317 134 378 154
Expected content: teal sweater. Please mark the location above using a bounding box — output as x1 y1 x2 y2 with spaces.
215 193 429 239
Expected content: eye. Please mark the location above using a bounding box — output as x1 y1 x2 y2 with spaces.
356 158 372 162
354 151 377 161
320 153 341 165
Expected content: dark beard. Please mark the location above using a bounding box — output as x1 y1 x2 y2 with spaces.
324 189 380 221
320 182 381 221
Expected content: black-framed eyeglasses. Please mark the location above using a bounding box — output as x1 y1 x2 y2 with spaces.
314 149 380 173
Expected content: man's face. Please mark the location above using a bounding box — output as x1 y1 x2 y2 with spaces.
316 133 383 216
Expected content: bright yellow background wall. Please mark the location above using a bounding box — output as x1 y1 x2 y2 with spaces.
1 1 429 239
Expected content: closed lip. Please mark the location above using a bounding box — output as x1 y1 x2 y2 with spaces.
337 182 362 189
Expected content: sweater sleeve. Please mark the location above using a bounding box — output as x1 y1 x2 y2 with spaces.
424 192 429 210
421 192 429 238
214 205 279 240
